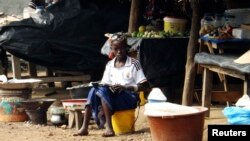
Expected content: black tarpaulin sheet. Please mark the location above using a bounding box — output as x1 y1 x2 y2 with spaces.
0 0 130 73
195 52 250 74
139 37 189 87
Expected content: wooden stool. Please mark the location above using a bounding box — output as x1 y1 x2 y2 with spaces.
67 107 85 130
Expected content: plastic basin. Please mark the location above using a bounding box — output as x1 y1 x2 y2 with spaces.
61 99 87 110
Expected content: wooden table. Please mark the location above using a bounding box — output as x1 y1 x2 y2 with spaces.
199 36 250 53
8 53 91 85
198 37 250 116
201 63 250 117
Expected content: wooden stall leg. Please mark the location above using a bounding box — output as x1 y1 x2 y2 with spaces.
46 68 55 87
220 74 230 106
28 62 37 77
202 68 213 117
74 110 83 130
11 55 21 79
68 110 75 128
243 78 250 96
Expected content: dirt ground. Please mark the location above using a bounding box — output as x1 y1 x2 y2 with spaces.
0 86 228 141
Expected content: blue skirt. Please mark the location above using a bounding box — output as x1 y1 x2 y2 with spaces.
86 86 139 125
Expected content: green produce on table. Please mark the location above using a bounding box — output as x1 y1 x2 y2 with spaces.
131 31 138 37
146 25 155 31
130 30 188 38
137 32 144 37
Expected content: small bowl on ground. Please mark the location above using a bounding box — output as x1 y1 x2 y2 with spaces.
61 99 87 110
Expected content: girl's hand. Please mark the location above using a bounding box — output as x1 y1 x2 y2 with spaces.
111 84 126 93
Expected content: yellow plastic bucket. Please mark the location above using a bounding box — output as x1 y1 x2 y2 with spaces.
112 109 135 134
139 91 146 106
163 17 187 34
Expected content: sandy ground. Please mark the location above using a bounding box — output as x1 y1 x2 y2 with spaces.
0 86 228 141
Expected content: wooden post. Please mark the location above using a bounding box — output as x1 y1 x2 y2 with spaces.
128 0 141 33
202 68 213 117
28 62 37 77
243 78 250 95
11 55 21 79
46 68 55 87
182 0 202 105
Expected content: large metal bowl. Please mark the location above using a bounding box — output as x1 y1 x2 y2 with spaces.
66 84 92 99
0 79 41 89
20 98 56 111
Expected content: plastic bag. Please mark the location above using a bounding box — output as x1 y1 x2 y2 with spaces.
101 40 111 56
223 106 250 125
235 94 250 107
147 88 167 103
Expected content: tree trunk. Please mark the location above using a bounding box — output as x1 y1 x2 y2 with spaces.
182 0 201 105
128 0 141 33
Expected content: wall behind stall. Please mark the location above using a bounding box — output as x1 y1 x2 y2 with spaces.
0 0 29 16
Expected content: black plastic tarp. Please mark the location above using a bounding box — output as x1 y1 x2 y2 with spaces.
0 0 130 74
138 38 189 87
195 52 250 74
